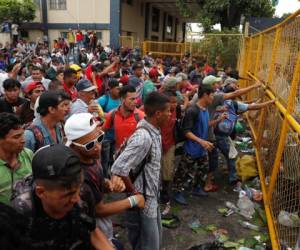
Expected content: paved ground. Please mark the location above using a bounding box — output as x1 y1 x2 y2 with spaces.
110 166 269 250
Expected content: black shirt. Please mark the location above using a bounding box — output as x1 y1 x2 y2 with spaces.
0 97 27 114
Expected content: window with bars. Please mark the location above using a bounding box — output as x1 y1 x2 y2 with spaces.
49 0 66 10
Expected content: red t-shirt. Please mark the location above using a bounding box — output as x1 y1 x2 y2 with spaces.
76 32 83 42
103 107 145 150
63 82 77 101
161 110 176 153
86 65 103 94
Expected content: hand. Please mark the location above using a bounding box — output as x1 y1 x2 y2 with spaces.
11 63 22 78
104 179 113 192
218 112 228 122
88 101 100 113
134 194 145 209
253 82 263 88
110 175 126 192
200 140 214 151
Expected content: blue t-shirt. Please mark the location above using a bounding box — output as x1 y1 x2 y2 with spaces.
97 94 120 113
97 94 120 141
182 105 209 159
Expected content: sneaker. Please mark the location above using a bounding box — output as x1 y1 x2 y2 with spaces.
162 202 171 216
191 186 208 197
174 192 188 205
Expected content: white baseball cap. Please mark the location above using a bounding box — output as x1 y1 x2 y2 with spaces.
64 113 98 146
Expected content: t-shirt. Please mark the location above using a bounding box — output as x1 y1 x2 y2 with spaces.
208 94 224 141
0 96 27 114
161 110 176 153
182 105 209 159
142 80 156 103
97 94 120 113
103 107 145 149
63 82 78 101
0 148 33 205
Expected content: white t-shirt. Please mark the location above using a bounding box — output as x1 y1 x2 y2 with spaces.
0 72 8 96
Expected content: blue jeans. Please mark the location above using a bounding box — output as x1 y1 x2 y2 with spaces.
101 139 114 178
208 135 238 183
126 208 162 250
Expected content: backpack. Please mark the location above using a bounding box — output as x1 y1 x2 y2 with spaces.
26 124 44 152
214 100 238 136
113 126 152 194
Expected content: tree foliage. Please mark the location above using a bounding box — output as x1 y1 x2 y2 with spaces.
0 0 36 25
176 0 275 31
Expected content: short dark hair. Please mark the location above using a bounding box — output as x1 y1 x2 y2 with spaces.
162 90 177 98
3 79 21 91
48 79 63 91
37 90 70 116
198 85 214 98
32 66 42 72
196 61 205 68
132 62 143 71
144 92 170 117
63 68 77 79
0 113 22 139
56 68 64 76
228 70 239 80
223 84 236 93
119 85 136 98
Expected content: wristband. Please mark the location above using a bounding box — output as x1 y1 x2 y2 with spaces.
131 195 138 207
128 197 134 208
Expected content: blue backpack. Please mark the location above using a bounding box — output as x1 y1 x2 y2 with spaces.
214 100 238 136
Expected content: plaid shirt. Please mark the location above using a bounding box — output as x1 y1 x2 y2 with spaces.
111 119 162 218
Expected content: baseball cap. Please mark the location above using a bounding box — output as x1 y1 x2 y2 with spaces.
76 79 97 92
149 68 160 78
224 77 238 86
108 78 123 89
70 64 81 72
176 72 188 81
64 113 98 146
163 77 181 90
202 75 222 86
25 81 44 94
32 144 82 180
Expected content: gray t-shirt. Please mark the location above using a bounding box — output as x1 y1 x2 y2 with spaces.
191 93 224 141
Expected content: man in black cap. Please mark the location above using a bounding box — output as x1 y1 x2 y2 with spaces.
70 78 100 116
11 144 113 250
24 91 71 152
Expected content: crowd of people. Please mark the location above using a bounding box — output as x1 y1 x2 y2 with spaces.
0 35 275 250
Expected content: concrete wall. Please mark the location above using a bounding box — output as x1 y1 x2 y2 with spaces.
47 0 110 24
121 0 145 43
28 30 44 43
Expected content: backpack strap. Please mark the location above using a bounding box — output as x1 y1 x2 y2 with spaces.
133 112 140 123
109 109 117 129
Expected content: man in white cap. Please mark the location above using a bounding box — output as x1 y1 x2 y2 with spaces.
64 113 145 249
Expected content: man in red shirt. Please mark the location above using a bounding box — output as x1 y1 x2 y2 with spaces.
102 85 144 150
160 90 178 213
63 68 78 101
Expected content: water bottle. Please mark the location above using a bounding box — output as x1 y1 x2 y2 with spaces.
239 220 260 231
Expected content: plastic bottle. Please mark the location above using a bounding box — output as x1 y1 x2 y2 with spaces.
239 220 260 231
237 190 255 219
278 210 300 227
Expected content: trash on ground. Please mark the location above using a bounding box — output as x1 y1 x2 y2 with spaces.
189 241 225 250
217 207 229 215
188 219 205 234
205 224 217 232
278 210 300 227
161 214 180 229
213 229 229 243
237 191 255 219
239 220 260 231
236 155 258 182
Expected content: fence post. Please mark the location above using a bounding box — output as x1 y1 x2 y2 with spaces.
256 27 282 146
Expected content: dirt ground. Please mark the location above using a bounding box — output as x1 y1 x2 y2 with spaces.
111 166 266 250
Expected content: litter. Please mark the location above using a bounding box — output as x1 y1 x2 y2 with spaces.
237 191 255 219
236 155 258 182
239 220 260 231
225 201 252 220
278 210 300 227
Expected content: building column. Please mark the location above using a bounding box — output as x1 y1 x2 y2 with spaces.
41 0 48 37
110 0 121 49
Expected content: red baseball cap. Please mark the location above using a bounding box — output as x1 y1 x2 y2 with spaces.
149 68 160 78
26 81 45 94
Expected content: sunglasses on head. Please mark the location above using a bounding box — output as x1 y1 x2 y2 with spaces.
72 132 104 151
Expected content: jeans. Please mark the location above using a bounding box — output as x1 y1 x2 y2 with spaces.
101 139 114 178
126 208 162 250
208 135 238 183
